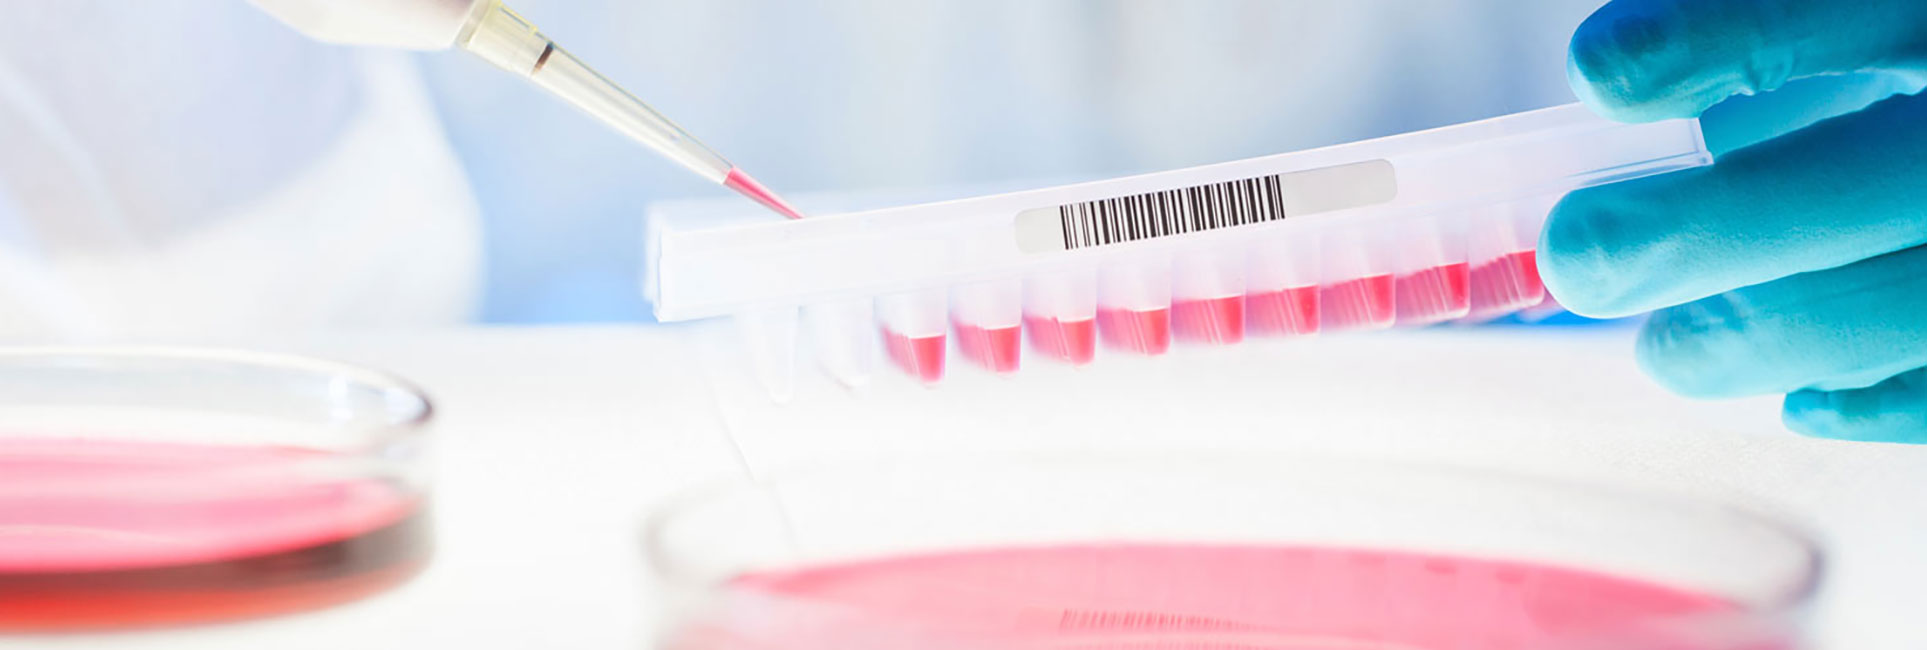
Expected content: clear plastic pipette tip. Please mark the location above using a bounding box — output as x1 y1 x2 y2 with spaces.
460 1 807 220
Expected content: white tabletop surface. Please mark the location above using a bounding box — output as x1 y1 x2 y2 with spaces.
8 324 1924 649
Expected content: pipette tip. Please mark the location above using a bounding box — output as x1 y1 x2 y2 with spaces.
724 167 807 220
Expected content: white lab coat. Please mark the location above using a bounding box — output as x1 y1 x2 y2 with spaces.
0 1 1604 334
0 3 481 339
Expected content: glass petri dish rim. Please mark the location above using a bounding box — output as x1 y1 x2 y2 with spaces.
641 450 1825 616
0 345 435 448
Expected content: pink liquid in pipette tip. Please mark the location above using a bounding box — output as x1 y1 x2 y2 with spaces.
882 327 946 383
723 167 806 220
1466 250 1545 320
1246 286 1319 337
1097 307 1171 355
954 321 1021 373
1024 315 1096 365
1319 274 1395 332
0 438 427 630
1172 296 1245 345
1394 262 1471 326
681 544 1772 650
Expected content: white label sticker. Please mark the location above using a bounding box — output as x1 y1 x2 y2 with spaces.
1013 159 1397 253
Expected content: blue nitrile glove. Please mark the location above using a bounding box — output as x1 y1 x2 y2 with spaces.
1541 0 1927 442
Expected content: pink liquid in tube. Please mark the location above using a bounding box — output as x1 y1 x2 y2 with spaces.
1024 316 1096 366
882 327 946 383
1467 250 1545 320
1246 286 1319 337
1171 296 1246 345
1394 262 1471 326
672 543 1784 650
954 322 1021 373
0 438 427 630
1319 274 1395 332
1096 307 1171 356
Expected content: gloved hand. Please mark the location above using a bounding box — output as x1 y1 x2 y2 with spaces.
1541 0 1927 442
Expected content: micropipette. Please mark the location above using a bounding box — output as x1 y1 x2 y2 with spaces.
247 0 805 220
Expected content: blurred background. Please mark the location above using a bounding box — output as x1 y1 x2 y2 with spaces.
0 0 1606 336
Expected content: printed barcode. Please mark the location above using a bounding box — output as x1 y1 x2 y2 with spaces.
1009 159 1395 254
1057 174 1287 250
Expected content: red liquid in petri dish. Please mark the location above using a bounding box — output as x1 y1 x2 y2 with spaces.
882 327 947 383
0 438 428 631
674 544 1785 650
1394 262 1471 326
1319 274 1395 332
954 322 1022 374
1023 316 1096 366
1467 250 1545 320
1246 286 1319 337
1171 296 1246 345
1096 308 1171 356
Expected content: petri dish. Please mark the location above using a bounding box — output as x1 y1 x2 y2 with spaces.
646 454 1821 650
0 348 433 631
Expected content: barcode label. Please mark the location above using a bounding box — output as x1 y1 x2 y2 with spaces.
1012 159 1397 253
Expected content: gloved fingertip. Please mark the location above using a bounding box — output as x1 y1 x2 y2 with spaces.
1782 371 1927 444
1779 387 1828 421
1783 391 1874 441
1634 302 1744 399
1539 189 1650 319
1568 2 1704 122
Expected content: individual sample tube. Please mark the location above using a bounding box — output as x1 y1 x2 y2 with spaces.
876 289 949 383
1392 213 1471 326
951 280 1024 374
1097 254 1174 355
1023 268 1099 366
1463 196 1555 322
1246 233 1322 337
805 299 876 389
1319 225 1396 332
1172 245 1248 345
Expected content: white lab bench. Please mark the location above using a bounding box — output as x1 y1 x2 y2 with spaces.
7 324 1924 649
